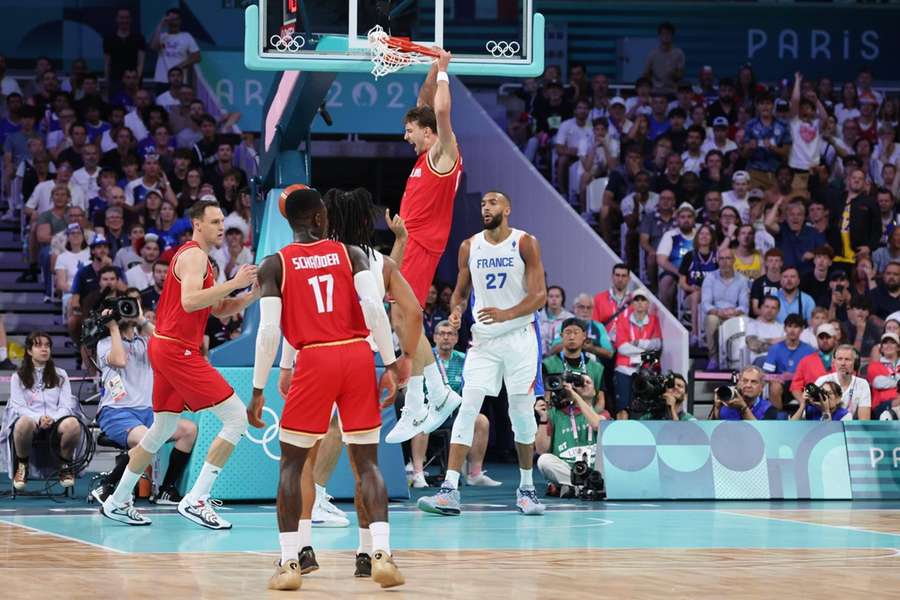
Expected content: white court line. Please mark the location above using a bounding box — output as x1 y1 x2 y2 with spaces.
0 518 128 555
716 510 900 539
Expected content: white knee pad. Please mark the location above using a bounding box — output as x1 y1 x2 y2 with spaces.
139 412 181 454
208 395 248 445
509 394 538 445
450 388 487 447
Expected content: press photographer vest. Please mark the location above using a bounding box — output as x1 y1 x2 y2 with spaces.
548 407 595 468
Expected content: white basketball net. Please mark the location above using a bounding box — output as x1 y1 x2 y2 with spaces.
366 25 434 79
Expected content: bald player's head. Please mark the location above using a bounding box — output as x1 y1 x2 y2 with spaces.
481 190 511 231
284 186 326 234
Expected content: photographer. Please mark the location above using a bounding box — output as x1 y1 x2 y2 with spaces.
91 289 197 504
542 317 606 411
813 344 871 420
711 365 779 420
659 374 695 421
791 380 851 421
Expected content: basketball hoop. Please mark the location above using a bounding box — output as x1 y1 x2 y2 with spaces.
367 25 439 79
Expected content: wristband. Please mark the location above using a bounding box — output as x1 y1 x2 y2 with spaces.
436 71 449 84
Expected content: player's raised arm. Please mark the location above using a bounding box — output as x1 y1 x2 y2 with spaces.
448 238 474 329
179 247 257 313
249 254 284 427
476 234 547 325
431 50 459 166
417 61 438 108
383 255 423 356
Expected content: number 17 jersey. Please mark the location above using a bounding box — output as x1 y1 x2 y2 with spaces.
278 240 370 349
469 229 532 339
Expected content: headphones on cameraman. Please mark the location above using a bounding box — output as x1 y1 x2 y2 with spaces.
835 344 861 372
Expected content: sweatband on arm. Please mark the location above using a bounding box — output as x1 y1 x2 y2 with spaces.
280 337 297 370
253 296 283 389
354 271 397 366
436 71 449 84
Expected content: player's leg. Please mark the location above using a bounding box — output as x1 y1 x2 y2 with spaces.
297 440 319 574
409 431 430 488
349 451 373 578
465 414 501 486
270 434 310 591
156 418 198 505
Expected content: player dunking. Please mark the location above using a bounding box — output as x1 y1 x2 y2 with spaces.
250 187 415 591
100 199 259 528
387 49 466 443
418 191 548 516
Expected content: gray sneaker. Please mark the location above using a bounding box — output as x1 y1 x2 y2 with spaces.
516 487 546 515
416 485 461 516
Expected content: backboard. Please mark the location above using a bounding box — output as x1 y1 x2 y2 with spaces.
245 0 544 77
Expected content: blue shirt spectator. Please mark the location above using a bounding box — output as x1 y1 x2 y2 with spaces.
743 98 791 174
765 198 825 275
775 267 813 323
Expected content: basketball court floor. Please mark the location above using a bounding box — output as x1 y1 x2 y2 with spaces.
3 464 899 599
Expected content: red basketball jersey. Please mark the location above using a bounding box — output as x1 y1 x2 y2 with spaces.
155 241 215 349
278 240 370 348
399 149 463 253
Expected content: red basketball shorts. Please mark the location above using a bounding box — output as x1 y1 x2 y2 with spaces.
399 236 443 307
148 335 234 414
282 339 379 436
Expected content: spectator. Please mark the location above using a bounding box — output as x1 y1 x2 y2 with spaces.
155 67 184 108
750 249 783 316
697 189 723 226
656 202 697 312
642 22 684 95
679 224 718 345
147 199 190 249
625 77 652 119
867 332 900 411
801 245 835 308
611 290 661 417
592 263 635 331
150 8 200 88
733 224 762 281
50 205 94 259
622 171 658 270
711 365 778 420
101 126 138 178
826 269 852 323
91 290 196 504
539 285 574 355
764 197 826 275
3 106 40 198
210 222 252 281
874 226 900 275
645 134 674 175
807 197 829 237
850 255 878 302
168 92 199 144
763 313 814 410
875 188 897 247
99 205 129 257
681 125 706 175
787 73 827 189
701 116 738 159
191 115 219 168
790 322 838 404
745 295 785 366
639 188 677 285
109 69 141 112
646 92 671 140
139 259 167 312
422 284 448 343
870 261 900 327
124 234 160 290
845 296 881 357
694 65 718 104
666 107 689 153
1 332 84 490
801 306 828 347
701 245 749 369
112 222 145 271
722 170 752 224
71 143 101 201
792 380 852 421
93 185 128 230
25 163 86 220
31 184 71 298
588 73 610 119
577 118 617 204
87 169 122 223
123 89 152 142
54 223 90 311
599 145 642 242
708 78 739 127
124 155 176 210
67 238 123 347
814 344 871 419
828 167 881 269
546 295 614 362
553 98 592 197
0 54 21 96
741 94 791 191
206 143 247 199
774 266 813 323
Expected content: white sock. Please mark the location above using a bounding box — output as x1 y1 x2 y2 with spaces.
0 347 8 361
370 521 390 555
423 362 445 397
298 519 312 549
187 462 222 503
110 467 142 506
279 531 300 565
444 469 460 489
357 527 372 555
314 483 326 505
404 376 426 415
519 468 534 489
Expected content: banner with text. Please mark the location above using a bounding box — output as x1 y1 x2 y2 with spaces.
844 421 900 499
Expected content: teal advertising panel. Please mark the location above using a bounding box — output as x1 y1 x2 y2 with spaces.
183 367 409 501
844 421 900 499
600 421 852 500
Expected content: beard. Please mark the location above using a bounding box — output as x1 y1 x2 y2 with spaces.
483 213 503 230
888 281 900 293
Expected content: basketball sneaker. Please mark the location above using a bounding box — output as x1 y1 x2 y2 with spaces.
371 550 405 588
416 485 461 516
421 387 462 434
90 483 113 504
312 499 349 528
354 553 372 577
319 492 347 518
466 471 502 487
298 546 319 574
268 559 302 591
516 487 546 516
153 486 183 506
177 495 232 530
411 471 428 488
385 405 427 443
99 498 152 526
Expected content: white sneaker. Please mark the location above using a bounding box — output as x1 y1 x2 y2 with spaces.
319 493 347 518
177 495 232 530
100 497 151 526
422 388 462 434
312 501 350 528
411 471 428 488
466 471 502 487
385 406 428 443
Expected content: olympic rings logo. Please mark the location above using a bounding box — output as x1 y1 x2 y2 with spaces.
269 33 307 53
244 406 281 460
485 40 521 58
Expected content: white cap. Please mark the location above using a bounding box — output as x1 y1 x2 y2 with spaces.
610 96 626 108
816 323 838 338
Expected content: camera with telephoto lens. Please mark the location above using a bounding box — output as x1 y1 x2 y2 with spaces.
570 453 605 500
628 351 676 418
81 296 141 348
545 371 587 409
804 383 824 403
714 371 740 403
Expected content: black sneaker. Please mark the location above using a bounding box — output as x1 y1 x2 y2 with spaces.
298 546 319 574
153 486 183 505
354 553 372 577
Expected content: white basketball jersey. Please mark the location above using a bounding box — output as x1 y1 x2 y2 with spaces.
366 248 387 351
469 228 532 338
